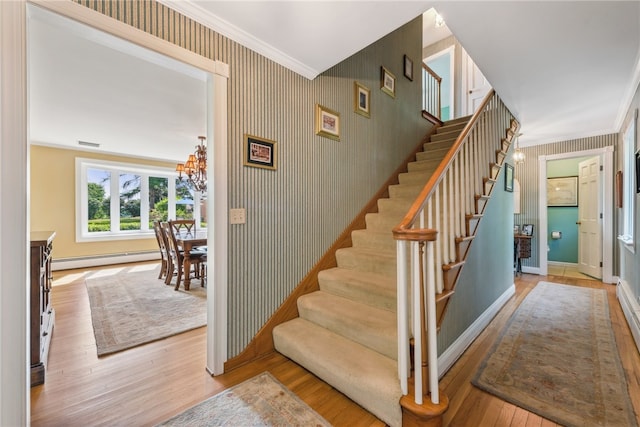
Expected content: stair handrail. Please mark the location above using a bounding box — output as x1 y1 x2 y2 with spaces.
394 89 495 236
422 63 443 123
393 89 516 417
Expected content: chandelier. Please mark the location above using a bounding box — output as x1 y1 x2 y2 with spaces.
176 136 207 192
512 132 525 165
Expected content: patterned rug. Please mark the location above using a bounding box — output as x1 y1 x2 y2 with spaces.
157 372 331 426
473 281 638 426
85 264 206 356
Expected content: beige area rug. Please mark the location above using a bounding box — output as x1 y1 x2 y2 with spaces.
86 264 206 356
473 281 638 426
157 372 331 426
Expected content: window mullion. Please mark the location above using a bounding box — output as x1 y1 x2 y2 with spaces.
111 170 120 232
140 174 150 231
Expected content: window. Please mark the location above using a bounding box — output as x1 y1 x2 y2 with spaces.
76 158 205 242
620 109 637 249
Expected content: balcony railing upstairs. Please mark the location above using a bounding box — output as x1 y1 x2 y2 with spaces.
422 63 442 125
393 90 517 418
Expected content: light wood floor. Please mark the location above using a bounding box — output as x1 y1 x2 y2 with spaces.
31 263 640 426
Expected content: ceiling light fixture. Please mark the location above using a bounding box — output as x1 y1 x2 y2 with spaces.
434 13 445 28
176 136 207 192
512 132 525 165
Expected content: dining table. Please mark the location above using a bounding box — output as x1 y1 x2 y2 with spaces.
175 230 207 290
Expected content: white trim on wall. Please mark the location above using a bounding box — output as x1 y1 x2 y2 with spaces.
538 146 615 283
617 278 640 354
1 1 29 424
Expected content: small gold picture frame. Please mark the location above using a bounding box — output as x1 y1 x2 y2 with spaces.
354 82 370 118
244 134 276 170
380 66 396 98
315 104 340 141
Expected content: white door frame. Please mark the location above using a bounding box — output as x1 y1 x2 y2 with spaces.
538 146 614 282
1 2 229 423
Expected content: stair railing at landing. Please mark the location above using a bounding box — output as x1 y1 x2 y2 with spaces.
392 89 517 421
422 63 443 125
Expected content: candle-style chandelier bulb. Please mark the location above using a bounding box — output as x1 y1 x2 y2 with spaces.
176 136 207 192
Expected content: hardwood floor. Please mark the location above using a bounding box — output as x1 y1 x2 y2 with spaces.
31 264 640 426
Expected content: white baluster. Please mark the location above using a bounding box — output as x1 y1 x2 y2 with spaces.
425 239 439 404
411 240 423 405
396 240 409 395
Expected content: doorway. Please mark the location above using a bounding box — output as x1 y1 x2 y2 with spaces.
1 1 229 422
538 147 615 283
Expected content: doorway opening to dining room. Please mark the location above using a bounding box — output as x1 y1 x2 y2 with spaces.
1 1 229 421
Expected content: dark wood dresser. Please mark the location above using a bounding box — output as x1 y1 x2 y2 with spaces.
30 231 55 387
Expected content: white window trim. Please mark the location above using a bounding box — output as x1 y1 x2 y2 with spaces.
75 157 204 242
618 109 637 253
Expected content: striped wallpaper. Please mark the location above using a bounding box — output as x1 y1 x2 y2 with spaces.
75 0 429 357
516 134 618 269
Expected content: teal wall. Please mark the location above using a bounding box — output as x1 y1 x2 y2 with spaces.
546 157 589 263
438 150 514 353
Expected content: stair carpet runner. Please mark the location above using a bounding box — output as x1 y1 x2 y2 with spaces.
273 117 471 427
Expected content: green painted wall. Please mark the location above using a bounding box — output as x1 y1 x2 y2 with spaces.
438 150 515 353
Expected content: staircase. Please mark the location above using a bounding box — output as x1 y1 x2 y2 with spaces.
273 116 472 427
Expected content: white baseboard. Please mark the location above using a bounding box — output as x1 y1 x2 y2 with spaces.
617 279 640 354
52 251 160 271
437 284 516 377
521 266 541 275
547 261 577 267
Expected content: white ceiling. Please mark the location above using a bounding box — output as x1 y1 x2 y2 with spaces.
29 1 640 159
28 4 208 162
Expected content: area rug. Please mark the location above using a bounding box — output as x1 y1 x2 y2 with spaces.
86 264 206 356
472 281 638 426
157 372 331 426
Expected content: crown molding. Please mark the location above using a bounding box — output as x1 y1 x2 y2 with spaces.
157 0 320 80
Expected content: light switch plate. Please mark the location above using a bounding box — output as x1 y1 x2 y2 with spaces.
230 208 246 224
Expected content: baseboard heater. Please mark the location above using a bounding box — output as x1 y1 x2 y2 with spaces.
52 251 160 271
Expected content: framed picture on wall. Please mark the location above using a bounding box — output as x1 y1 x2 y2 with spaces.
403 55 414 81
315 104 340 141
244 134 277 170
380 66 396 98
504 163 514 192
547 176 578 206
354 82 370 118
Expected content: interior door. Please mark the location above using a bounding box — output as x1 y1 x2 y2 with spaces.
577 156 602 278
462 48 491 115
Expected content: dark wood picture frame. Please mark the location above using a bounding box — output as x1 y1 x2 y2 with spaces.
504 163 514 192
521 224 534 236
403 54 413 81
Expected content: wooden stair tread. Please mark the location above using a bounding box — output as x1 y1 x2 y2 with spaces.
436 290 455 303
442 260 465 271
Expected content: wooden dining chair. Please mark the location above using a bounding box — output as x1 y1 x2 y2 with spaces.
161 222 205 290
152 221 169 280
169 219 195 235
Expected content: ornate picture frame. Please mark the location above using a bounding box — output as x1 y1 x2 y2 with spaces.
315 104 340 141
